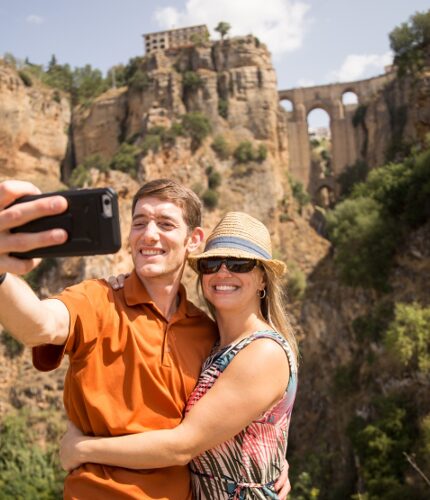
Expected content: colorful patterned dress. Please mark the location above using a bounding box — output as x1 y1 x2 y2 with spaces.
185 330 298 499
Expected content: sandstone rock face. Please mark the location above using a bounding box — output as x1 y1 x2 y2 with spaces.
355 69 430 167
72 87 128 166
73 36 284 168
0 63 71 190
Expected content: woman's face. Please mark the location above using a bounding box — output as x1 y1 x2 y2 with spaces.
201 260 266 314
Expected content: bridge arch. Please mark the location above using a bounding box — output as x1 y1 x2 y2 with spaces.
278 70 395 201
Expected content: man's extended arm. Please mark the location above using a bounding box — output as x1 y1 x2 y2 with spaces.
0 180 70 346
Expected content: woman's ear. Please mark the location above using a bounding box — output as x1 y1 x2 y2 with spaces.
259 267 267 290
187 227 204 253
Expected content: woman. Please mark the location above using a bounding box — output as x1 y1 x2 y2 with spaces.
60 211 298 499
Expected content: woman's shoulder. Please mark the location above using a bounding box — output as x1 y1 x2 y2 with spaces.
236 330 297 375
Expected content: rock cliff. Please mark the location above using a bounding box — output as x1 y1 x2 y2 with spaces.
0 62 70 191
354 68 430 167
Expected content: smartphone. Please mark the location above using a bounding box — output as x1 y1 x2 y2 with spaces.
9 187 122 259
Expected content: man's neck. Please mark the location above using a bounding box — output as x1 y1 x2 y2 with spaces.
140 276 182 321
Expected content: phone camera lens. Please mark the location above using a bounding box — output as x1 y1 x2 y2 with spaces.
101 194 113 218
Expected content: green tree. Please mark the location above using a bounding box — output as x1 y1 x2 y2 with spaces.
215 21 231 40
71 64 108 105
18 70 33 87
385 302 430 373
289 471 320 499
43 57 73 93
202 189 219 209
1 330 24 358
286 261 307 301
348 397 414 499
110 143 141 178
211 135 230 159
182 71 203 90
389 9 430 76
181 112 212 150
2 52 17 67
208 170 222 189
233 141 255 163
290 178 311 214
337 160 369 198
69 154 109 187
326 197 399 289
0 411 65 498
106 64 127 88
141 134 162 155
218 98 229 119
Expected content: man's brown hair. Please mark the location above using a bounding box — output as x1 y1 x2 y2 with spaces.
132 178 202 229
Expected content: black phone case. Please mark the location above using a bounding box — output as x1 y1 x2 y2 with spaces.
10 188 122 258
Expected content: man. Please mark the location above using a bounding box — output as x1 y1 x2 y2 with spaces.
0 178 290 499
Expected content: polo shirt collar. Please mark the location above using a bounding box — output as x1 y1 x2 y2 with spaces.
124 270 203 318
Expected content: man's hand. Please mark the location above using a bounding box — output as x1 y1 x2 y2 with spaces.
106 273 129 290
0 180 68 275
59 421 89 472
275 459 291 499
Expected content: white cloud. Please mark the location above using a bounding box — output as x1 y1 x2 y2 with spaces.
26 14 45 25
328 51 393 83
154 0 312 57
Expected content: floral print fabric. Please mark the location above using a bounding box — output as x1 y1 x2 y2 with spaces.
185 330 298 499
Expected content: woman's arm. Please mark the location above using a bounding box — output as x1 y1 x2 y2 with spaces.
60 338 290 471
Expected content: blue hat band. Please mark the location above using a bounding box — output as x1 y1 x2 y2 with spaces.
204 236 271 260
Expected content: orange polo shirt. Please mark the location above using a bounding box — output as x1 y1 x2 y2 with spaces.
33 271 217 499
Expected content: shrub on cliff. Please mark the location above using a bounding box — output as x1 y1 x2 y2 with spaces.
328 147 430 290
1 330 24 358
352 147 430 227
141 134 162 155
233 141 268 163
110 143 141 179
0 410 65 498
326 197 399 290
286 261 307 301
233 141 255 163
207 170 222 189
385 302 430 373
290 177 311 214
182 71 203 90
218 98 229 119
18 70 33 87
348 396 416 499
201 189 219 209
181 112 212 150
390 9 430 77
211 135 230 159
337 159 369 198
69 154 109 187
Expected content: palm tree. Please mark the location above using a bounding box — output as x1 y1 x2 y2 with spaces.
215 21 231 40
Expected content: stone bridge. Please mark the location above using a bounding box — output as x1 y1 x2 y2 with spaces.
278 70 395 203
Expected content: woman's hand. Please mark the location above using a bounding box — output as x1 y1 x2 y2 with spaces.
59 421 90 471
106 273 129 290
275 459 291 498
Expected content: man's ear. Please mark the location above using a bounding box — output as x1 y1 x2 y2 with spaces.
187 227 204 253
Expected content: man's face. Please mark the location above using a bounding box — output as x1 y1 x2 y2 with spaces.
129 196 200 283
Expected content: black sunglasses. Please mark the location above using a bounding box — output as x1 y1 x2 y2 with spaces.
197 258 257 274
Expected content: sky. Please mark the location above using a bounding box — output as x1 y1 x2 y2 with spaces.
1 1 429 127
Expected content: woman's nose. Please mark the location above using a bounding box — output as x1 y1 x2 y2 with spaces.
216 263 231 275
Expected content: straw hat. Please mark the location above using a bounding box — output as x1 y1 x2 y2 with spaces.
188 211 287 276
